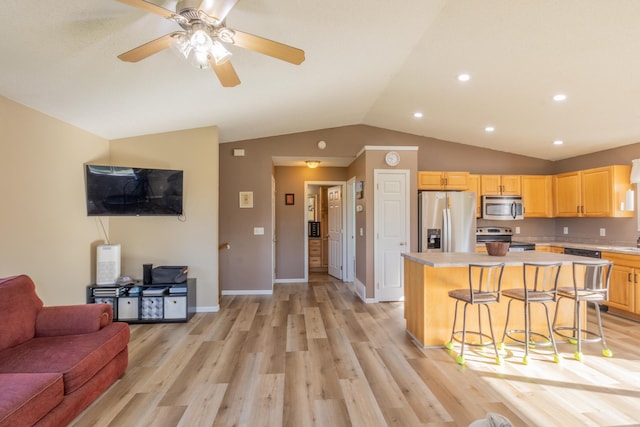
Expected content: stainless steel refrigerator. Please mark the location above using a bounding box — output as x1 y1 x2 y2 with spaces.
419 191 476 252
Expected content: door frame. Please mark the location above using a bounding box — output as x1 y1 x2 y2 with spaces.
344 177 356 282
373 169 411 301
304 180 347 282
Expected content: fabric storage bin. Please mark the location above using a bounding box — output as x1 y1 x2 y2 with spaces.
94 297 115 313
164 296 187 320
141 297 163 320
117 297 139 320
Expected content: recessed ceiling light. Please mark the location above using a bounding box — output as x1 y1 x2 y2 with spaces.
553 94 567 102
485 126 495 132
413 112 423 118
553 140 564 145
458 73 471 82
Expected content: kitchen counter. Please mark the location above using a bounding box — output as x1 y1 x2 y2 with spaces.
403 250 597 267
402 251 590 348
530 241 640 255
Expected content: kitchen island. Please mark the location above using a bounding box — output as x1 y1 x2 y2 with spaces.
402 251 599 347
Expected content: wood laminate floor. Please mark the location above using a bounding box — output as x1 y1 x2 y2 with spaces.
71 274 640 426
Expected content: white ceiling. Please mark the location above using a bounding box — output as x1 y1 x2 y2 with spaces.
2 0 640 161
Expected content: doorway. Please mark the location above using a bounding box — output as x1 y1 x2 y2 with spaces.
304 181 350 282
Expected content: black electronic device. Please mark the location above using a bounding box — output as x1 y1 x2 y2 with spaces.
85 165 183 216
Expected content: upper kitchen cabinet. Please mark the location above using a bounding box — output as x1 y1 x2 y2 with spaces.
480 175 521 195
553 165 632 218
466 174 481 218
521 175 553 217
418 171 469 191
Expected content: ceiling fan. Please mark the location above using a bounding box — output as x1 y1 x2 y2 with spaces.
116 0 305 87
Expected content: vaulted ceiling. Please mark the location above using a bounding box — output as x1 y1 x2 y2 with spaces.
2 0 640 161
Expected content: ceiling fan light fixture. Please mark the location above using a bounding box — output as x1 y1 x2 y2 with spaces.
190 28 213 53
172 33 192 59
211 40 232 65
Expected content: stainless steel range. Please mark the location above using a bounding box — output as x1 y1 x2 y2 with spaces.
476 227 535 252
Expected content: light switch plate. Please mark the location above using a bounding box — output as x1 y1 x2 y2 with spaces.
563 227 569 235
600 228 606 237
254 227 264 235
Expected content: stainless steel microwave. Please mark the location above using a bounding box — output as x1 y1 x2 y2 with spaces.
482 195 524 220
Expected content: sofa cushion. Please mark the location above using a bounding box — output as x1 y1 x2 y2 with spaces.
0 322 129 394
0 275 44 351
0 373 64 427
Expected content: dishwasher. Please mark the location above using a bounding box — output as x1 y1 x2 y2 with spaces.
563 247 601 259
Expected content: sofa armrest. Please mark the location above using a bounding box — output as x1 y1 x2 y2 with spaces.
35 304 113 337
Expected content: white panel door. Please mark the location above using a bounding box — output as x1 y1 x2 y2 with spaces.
327 186 343 279
375 170 410 301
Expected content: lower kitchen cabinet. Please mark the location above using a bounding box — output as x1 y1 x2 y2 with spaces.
602 252 638 316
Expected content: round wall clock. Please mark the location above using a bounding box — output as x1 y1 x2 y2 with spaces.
385 151 400 166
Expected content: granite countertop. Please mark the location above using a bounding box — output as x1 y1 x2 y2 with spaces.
523 241 640 255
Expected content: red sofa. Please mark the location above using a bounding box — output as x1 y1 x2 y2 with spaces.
0 275 130 427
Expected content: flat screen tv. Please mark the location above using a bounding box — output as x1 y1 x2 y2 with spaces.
85 165 183 216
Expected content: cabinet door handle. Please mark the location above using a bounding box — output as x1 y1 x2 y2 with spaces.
635 273 638 284
629 273 633 282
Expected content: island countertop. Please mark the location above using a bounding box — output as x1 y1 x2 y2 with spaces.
402 251 602 268
402 251 597 348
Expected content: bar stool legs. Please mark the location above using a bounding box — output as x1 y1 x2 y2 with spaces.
552 261 613 361
445 300 502 365
445 263 504 366
500 262 563 365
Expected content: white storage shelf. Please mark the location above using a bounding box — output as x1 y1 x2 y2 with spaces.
87 278 196 323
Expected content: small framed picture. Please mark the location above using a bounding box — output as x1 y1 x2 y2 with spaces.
285 193 295 205
239 191 253 208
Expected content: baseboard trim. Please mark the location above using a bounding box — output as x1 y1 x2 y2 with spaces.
196 306 220 313
274 278 305 283
221 290 273 296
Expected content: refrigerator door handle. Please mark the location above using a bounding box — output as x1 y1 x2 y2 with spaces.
443 208 451 252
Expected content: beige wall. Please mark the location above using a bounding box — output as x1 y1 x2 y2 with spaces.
109 127 219 309
221 124 640 296
0 96 110 305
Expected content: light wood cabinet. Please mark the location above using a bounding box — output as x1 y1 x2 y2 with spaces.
553 165 632 218
309 239 322 269
466 174 481 218
521 175 553 217
418 171 469 190
480 175 521 195
602 252 639 315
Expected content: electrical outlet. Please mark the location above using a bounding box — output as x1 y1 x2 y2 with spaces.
515 226 521 234
600 228 606 237
563 227 569 235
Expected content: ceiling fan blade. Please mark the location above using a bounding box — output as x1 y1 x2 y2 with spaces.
118 33 179 62
116 0 175 18
232 31 305 65
198 0 240 22
210 60 241 87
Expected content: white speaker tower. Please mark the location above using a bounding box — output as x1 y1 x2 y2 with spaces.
96 244 121 285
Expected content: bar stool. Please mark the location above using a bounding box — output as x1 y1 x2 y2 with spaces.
552 260 613 361
445 263 505 365
500 262 562 365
